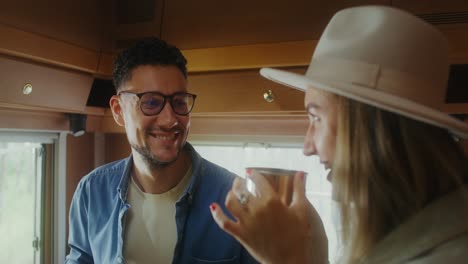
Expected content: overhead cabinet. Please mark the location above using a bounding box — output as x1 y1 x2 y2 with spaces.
0 56 93 112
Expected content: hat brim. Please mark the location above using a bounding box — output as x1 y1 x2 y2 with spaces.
260 67 468 139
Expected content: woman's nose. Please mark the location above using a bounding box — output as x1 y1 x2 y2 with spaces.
303 125 316 156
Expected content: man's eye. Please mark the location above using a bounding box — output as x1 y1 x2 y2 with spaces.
173 99 187 107
142 98 163 108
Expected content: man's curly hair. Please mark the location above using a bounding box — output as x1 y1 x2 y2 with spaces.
112 37 187 92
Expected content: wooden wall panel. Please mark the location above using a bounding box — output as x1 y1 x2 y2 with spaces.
0 24 101 73
442 24 468 64
183 41 315 72
0 55 93 112
189 68 306 113
66 133 95 245
0 107 68 130
463 138 468 156
105 133 131 163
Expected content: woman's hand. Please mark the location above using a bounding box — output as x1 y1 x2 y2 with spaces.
210 171 328 264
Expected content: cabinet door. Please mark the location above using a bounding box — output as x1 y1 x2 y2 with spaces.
0 56 93 112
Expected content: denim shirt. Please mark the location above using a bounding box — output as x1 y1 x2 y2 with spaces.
65 143 258 264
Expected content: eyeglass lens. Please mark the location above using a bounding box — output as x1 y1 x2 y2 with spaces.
140 93 194 116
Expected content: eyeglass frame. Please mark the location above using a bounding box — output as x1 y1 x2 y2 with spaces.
118 90 197 116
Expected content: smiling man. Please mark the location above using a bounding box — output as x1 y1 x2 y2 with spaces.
65 38 258 264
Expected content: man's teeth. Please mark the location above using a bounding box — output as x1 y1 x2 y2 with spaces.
154 135 175 140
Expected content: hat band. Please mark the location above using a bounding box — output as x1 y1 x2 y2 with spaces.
306 57 445 109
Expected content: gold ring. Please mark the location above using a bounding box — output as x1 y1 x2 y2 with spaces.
238 193 249 207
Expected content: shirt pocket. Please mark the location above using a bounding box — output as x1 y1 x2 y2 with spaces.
190 255 239 264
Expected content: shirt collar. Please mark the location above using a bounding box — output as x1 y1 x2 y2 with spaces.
180 142 202 204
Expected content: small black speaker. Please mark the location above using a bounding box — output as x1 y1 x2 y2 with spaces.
69 113 87 137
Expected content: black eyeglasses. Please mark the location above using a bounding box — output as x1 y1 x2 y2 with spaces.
118 91 197 116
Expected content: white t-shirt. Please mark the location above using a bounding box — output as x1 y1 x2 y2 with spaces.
123 167 192 264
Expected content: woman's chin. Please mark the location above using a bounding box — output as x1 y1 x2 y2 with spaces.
326 169 332 182
327 170 340 201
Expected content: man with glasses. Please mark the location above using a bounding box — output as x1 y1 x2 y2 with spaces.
66 38 258 264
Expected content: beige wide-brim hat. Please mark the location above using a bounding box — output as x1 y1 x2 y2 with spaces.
260 5 468 138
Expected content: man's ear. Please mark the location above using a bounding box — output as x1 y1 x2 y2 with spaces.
109 95 125 127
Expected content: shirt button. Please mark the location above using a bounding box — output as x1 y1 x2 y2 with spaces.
117 256 123 263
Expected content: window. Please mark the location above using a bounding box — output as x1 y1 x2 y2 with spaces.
193 144 341 262
0 132 61 264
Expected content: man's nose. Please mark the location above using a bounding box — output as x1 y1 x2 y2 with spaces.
157 101 178 128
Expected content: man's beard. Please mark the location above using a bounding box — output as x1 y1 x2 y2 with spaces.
131 143 180 170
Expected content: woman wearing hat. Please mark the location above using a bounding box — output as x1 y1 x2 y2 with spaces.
210 5 468 264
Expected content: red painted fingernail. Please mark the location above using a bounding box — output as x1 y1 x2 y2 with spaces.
246 168 252 176
210 203 216 211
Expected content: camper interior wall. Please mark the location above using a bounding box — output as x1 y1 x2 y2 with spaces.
1 0 468 262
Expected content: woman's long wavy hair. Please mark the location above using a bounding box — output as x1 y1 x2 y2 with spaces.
332 96 468 263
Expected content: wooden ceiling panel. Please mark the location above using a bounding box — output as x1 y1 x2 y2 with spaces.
0 0 107 51
113 0 164 50
162 0 389 49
